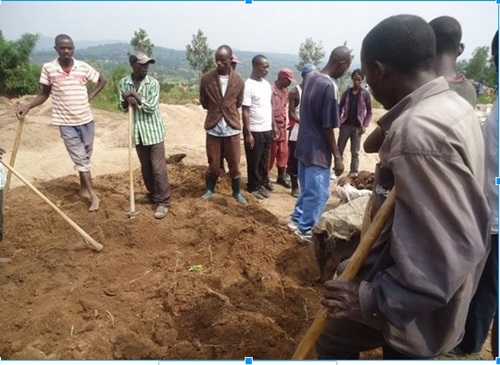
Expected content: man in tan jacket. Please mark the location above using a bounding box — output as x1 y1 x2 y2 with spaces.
199 44 246 204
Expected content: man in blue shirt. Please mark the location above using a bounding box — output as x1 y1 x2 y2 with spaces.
288 46 351 240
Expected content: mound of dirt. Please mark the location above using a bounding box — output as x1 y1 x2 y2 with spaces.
0 164 322 360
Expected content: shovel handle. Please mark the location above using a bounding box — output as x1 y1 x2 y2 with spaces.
128 108 136 214
4 117 25 195
1 160 103 252
292 189 396 359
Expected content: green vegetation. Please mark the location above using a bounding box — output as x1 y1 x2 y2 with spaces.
478 94 496 105
90 65 129 112
296 37 325 71
130 28 155 57
185 29 215 80
0 32 41 97
458 45 497 87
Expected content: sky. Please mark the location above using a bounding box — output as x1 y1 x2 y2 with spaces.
0 1 497 62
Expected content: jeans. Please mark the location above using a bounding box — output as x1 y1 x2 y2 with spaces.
458 234 498 354
291 161 330 233
337 124 362 174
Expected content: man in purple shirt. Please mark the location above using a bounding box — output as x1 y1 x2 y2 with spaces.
288 46 351 240
337 69 372 178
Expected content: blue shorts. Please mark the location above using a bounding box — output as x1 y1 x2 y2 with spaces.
59 121 95 172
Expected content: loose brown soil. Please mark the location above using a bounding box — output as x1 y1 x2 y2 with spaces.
0 98 493 359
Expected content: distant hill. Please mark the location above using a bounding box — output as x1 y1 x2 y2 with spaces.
31 39 361 88
34 36 127 53
31 42 303 83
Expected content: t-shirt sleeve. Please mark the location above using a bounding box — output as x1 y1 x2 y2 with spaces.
85 63 100 84
242 81 252 107
39 65 51 86
321 83 340 129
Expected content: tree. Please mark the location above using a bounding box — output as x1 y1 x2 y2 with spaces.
461 46 496 87
0 32 40 97
130 28 155 56
185 29 215 79
296 37 325 71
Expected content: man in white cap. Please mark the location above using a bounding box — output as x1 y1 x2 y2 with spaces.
118 51 171 219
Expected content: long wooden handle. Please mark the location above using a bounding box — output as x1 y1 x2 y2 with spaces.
1 160 103 252
128 108 135 213
292 189 396 359
4 117 25 195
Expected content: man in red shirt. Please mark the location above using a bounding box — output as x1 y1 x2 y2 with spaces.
268 68 295 190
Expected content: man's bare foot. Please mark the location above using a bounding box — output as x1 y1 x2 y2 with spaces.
79 188 91 200
88 194 100 212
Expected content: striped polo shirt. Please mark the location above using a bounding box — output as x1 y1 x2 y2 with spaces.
118 75 165 146
40 58 100 126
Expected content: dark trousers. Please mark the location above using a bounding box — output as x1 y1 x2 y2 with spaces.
135 141 171 205
338 124 362 174
316 317 417 359
459 234 498 354
244 131 271 192
206 134 241 179
286 140 298 177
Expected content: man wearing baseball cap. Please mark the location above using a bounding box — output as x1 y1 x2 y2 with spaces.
267 68 295 191
118 51 171 219
230 54 241 70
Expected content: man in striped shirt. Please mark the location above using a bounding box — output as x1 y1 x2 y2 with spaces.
119 52 171 219
16 34 107 212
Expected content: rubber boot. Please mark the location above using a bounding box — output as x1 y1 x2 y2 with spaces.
231 179 248 204
290 175 300 198
201 174 216 200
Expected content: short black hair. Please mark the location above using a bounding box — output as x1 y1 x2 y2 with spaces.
252 54 267 67
351 69 363 79
216 44 233 57
429 16 462 54
55 34 73 46
362 14 435 74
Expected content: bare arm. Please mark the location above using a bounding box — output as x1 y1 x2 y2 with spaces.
242 105 254 149
88 74 107 102
288 88 300 123
16 84 51 119
324 127 344 175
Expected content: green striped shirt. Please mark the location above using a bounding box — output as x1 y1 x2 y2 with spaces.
118 74 165 146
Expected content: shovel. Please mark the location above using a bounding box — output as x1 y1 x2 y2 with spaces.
1 160 103 252
126 108 139 218
292 188 396 359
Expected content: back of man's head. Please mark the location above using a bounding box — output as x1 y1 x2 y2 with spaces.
327 46 351 66
429 16 462 55
362 14 435 74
